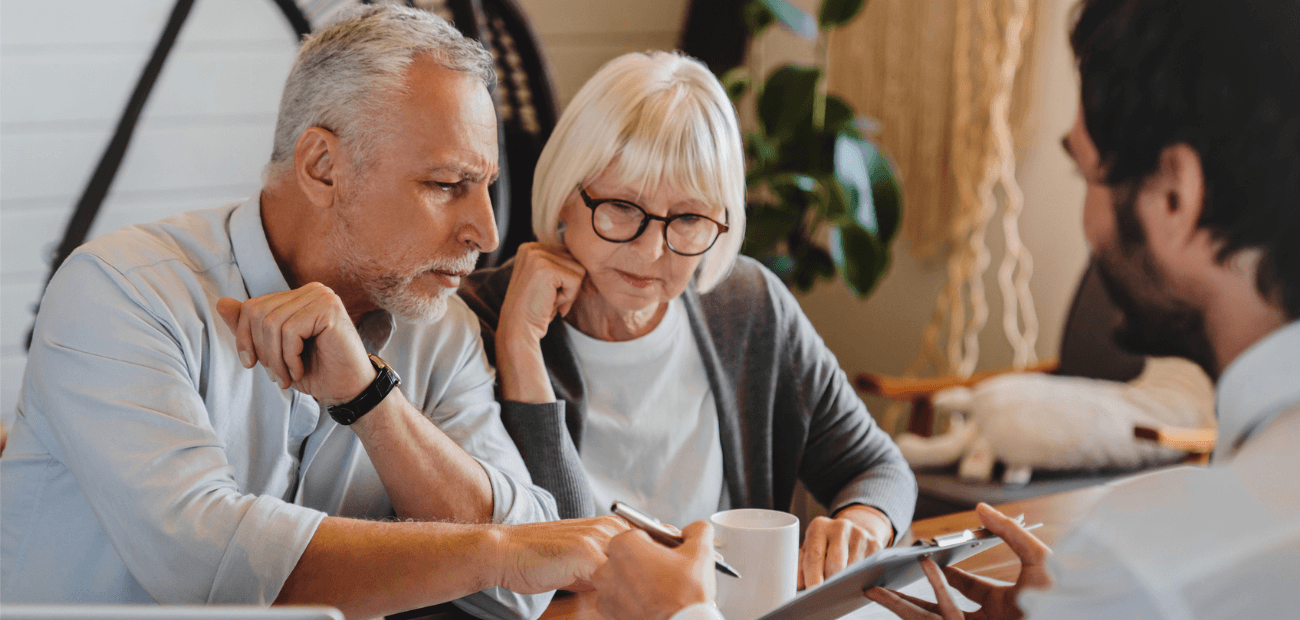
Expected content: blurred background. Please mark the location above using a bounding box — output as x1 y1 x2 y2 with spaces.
0 0 1087 434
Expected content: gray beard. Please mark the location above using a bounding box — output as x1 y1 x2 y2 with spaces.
327 215 478 325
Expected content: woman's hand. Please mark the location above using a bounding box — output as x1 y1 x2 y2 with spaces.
496 242 586 403
863 503 1053 620
799 504 891 589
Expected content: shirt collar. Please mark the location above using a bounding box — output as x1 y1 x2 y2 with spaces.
230 196 291 299
1213 318 1300 461
230 196 397 354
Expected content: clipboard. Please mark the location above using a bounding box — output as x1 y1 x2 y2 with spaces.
757 519 1042 620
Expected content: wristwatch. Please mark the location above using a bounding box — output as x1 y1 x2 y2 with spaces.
327 354 401 425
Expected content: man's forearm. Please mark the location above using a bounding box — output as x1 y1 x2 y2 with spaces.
278 514 626 619
351 389 494 522
275 517 501 619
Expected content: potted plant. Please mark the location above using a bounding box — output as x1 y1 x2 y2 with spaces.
724 0 902 297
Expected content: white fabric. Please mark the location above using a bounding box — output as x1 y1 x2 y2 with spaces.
566 298 725 526
669 602 726 620
0 199 556 619
1019 319 1300 619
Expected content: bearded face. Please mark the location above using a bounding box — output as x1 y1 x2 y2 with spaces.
1092 187 1218 377
327 184 479 324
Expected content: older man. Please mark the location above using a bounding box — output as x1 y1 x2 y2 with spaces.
0 6 623 620
594 0 1300 619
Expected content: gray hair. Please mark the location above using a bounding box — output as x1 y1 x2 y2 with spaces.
264 4 496 182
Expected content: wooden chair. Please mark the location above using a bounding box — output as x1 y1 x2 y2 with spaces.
857 259 1215 518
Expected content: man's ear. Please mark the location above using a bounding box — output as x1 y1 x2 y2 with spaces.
294 126 342 209
1156 143 1206 247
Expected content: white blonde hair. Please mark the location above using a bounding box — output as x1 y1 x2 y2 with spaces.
264 4 495 182
532 51 746 293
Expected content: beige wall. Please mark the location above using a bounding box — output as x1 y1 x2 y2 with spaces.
793 0 1089 428
515 0 1090 429
515 0 690 106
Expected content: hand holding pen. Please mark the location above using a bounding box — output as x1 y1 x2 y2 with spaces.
592 516 722 620
611 500 741 578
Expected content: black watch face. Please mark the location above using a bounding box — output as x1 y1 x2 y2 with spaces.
330 405 358 426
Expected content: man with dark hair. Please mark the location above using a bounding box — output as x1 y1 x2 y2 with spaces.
590 0 1300 618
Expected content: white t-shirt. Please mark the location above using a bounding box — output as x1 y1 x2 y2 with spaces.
566 298 726 527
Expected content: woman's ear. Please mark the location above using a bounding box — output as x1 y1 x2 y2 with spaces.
294 126 342 210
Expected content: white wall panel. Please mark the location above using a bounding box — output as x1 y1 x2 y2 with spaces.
1 120 274 203
0 0 303 420
1 0 294 49
2 48 293 126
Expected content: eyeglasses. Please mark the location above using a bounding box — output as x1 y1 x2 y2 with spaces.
577 185 730 257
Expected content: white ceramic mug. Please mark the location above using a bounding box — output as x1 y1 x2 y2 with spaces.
710 509 800 620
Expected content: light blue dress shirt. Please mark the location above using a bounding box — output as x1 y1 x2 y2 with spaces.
1019 319 1300 619
0 198 558 619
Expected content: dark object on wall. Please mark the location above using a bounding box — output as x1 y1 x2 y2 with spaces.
441 0 560 267
27 0 559 350
25 0 196 350
679 0 750 74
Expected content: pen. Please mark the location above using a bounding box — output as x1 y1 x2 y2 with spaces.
611 501 742 579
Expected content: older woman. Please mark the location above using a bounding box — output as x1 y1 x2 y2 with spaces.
459 51 917 588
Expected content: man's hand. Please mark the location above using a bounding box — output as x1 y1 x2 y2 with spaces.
216 283 373 406
863 503 1052 620
799 504 891 589
495 243 586 403
495 516 630 595
592 520 717 620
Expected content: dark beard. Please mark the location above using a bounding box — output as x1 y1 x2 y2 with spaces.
1093 232 1220 379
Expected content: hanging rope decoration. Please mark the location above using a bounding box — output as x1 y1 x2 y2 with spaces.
883 0 1036 433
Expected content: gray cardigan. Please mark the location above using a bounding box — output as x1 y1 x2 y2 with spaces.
458 256 917 534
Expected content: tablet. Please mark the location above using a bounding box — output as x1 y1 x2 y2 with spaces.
758 522 1041 620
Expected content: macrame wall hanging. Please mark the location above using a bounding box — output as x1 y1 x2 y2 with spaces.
830 0 1041 433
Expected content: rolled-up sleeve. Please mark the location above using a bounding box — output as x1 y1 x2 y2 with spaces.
24 254 324 603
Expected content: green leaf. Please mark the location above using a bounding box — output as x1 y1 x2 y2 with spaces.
757 66 822 141
760 94 856 176
833 134 878 234
827 222 890 297
791 244 836 292
721 67 752 104
833 133 903 242
869 148 903 243
755 0 818 40
824 95 861 138
744 0 776 37
821 133 903 297
818 0 869 29
745 132 780 171
741 202 801 258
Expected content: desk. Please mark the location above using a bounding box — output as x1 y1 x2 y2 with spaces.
539 485 1112 620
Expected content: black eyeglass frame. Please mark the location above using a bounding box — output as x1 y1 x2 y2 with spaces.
577 185 730 257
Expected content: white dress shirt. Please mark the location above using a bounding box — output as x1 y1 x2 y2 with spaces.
0 199 556 619
566 298 726 527
1020 319 1300 619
